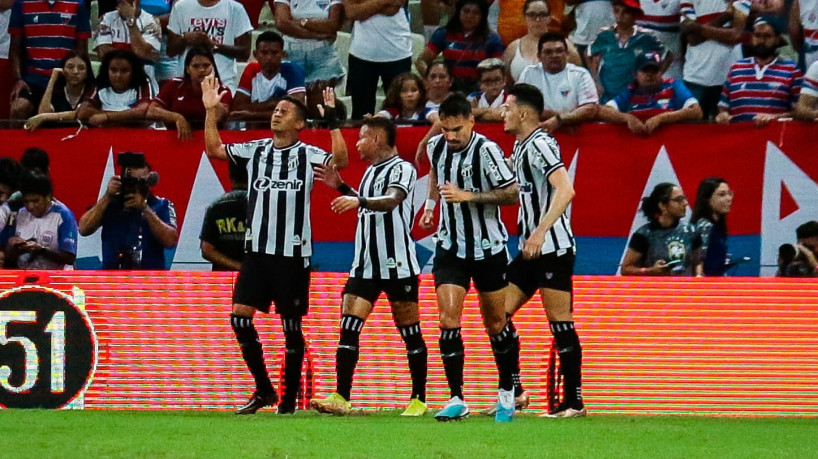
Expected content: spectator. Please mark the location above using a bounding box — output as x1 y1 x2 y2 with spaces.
139 0 178 88
518 32 599 132
790 0 818 70
503 0 582 82
230 32 306 120
468 58 507 121
148 46 231 139
777 221 818 277
567 0 614 68
167 0 253 94
597 51 702 135
1 1 12 119
794 60 818 122
199 158 247 271
76 50 152 127
94 0 162 92
376 72 430 121
589 0 667 103
0 157 21 206
345 0 413 119
273 0 344 114
415 0 505 93
496 0 566 45
24 51 96 131
425 61 454 114
679 0 748 119
0 148 51 235
716 17 802 126
4 173 77 270
78 151 178 270
8 0 91 120
636 0 682 79
621 182 703 276
691 177 733 276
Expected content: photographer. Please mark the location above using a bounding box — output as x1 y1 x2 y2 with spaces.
78 152 178 270
777 221 818 277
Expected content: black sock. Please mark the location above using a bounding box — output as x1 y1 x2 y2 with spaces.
230 314 275 396
551 321 583 408
439 328 465 400
489 320 517 392
280 317 305 409
506 313 525 397
336 314 364 401
398 322 427 403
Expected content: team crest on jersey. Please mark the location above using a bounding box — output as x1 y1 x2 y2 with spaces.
520 183 533 193
288 156 299 169
390 167 402 183
545 272 554 280
461 165 473 178
560 89 571 98
481 239 491 250
41 233 55 245
373 177 386 194
292 235 302 246
385 258 397 269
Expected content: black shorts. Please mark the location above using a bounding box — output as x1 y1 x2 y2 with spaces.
507 249 574 297
232 252 311 316
342 276 419 304
432 246 508 293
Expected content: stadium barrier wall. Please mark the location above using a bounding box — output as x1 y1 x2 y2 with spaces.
5 122 818 275
1 272 816 416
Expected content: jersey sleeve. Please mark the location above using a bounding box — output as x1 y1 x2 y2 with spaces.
94 15 115 46
282 62 306 95
141 15 162 51
802 61 818 97
75 0 92 38
610 87 631 111
530 136 564 177
199 203 219 243
427 27 447 54
308 146 332 166
168 3 184 35
672 79 698 109
8 0 23 35
57 206 79 255
789 68 803 109
577 68 600 105
480 141 515 189
237 62 258 97
627 229 649 254
154 79 176 108
486 32 506 57
154 199 178 229
387 161 416 196
232 1 255 37
225 138 269 161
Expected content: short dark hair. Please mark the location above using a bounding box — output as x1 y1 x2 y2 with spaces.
0 157 22 191
20 172 53 197
279 96 310 123
538 32 568 54
438 93 473 118
796 221 818 240
21 148 50 175
361 117 397 147
507 83 544 114
640 182 677 222
256 31 285 48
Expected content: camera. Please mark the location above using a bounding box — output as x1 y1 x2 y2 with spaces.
116 151 159 200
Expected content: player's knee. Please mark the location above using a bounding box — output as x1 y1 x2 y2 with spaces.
483 315 505 335
438 308 462 329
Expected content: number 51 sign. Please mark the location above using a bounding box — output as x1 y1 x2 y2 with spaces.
0 286 97 409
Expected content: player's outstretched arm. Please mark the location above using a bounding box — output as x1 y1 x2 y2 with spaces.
202 74 229 161
331 188 407 214
319 87 350 170
522 167 575 259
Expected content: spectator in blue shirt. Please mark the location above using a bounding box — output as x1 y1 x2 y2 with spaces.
597 51 702 135
78 152 178 270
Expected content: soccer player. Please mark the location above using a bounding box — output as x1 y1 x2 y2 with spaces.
418 93 521 422
501 83 585 418
202 74 349 415
309 117 429 417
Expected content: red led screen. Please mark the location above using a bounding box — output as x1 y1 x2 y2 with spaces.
0 272 816 416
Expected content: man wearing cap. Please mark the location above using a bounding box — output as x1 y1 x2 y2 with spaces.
588 0 668 103
78 152 179 270
517 32 600 132
716 17 802 126
597 50 702 134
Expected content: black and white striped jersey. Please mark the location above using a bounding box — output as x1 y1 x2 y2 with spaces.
350 155 419 279
512 128 575 255
225 138 331 257
427 131 516 260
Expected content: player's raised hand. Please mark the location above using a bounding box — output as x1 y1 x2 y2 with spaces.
419 209 435 230
331 196 359 214
201 73 227 110
314 164 344 190
439 181 471 203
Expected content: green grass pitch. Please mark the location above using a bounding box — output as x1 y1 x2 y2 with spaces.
1 410 816 458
